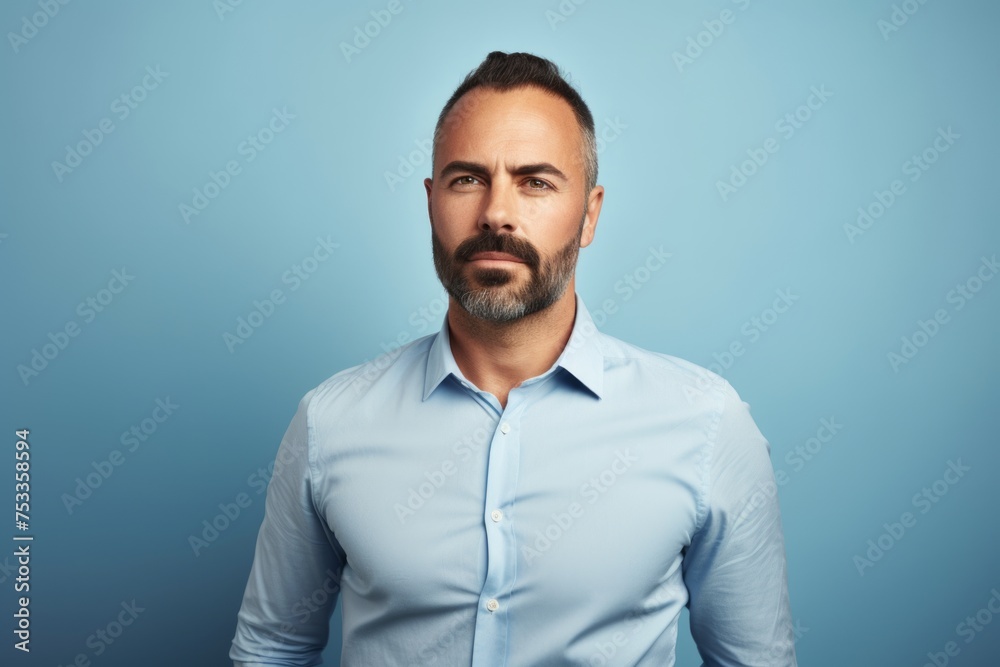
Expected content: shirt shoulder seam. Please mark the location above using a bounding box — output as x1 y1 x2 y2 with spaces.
692 376 730 534
303 387 321 513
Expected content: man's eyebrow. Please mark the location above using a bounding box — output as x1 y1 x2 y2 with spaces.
438 161 568 182
438 161 489 180
511 163 568 182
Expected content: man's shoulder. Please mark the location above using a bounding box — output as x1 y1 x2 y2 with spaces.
594 329 730 396
298 330 437 414
594 331 760 448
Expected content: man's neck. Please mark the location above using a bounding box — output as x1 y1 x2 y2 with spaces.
446 287 577 409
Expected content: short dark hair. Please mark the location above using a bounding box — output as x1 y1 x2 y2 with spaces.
432 51 598 194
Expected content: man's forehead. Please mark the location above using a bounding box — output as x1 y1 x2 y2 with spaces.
433 85 587 183
442 85 577 129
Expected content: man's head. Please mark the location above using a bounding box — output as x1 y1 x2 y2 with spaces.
432 52 599 196
425 51 604 323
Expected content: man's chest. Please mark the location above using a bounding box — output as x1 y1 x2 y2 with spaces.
311 387 708 611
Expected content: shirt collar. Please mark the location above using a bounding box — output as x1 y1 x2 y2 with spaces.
422 292 604 401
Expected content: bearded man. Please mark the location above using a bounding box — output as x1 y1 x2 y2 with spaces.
231 51 797 667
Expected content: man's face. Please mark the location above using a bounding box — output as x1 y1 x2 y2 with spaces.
425 86 603 323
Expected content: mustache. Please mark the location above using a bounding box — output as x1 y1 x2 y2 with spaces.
455 231 539 268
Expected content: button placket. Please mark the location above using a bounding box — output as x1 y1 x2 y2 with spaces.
471 395 527 665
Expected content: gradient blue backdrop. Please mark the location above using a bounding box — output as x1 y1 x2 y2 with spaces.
2 1 998 665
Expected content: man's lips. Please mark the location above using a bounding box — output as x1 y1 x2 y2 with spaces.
467 251 526 263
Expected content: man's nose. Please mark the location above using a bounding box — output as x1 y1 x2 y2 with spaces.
478 180 518 233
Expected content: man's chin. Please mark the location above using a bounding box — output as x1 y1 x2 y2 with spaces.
456 288 529 322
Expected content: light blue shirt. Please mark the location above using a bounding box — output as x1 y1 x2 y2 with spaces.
231 293 796 666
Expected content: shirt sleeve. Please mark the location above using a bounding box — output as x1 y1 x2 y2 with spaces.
682 380 797 667
230 391 345 667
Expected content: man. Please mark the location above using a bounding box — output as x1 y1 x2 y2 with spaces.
231 51 796 666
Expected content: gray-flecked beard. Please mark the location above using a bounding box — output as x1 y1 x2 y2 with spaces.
431 222 582 323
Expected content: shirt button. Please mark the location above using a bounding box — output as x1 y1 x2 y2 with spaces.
486 598 500 612
500 423 511 434
490 509 503 522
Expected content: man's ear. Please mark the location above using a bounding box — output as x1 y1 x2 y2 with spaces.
580 185 604 248
424 178 433 225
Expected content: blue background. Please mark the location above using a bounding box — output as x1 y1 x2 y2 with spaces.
2 0 998 665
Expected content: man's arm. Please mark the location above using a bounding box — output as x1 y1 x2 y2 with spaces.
682 380 797 667
230 391 345 667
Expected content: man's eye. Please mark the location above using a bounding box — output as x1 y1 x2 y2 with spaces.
526 178 550 189
454 176 479 186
